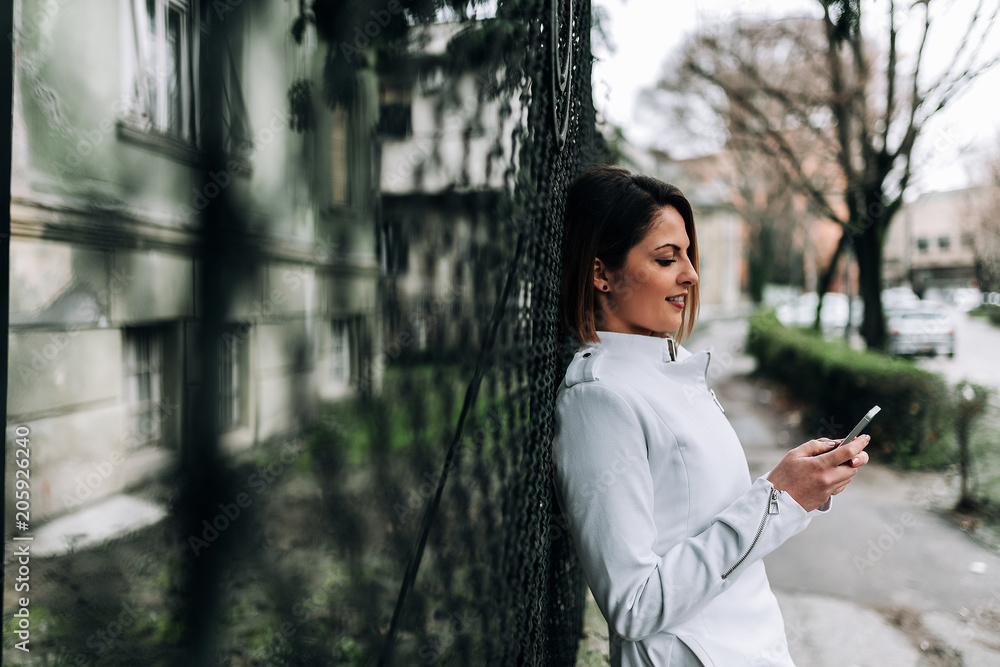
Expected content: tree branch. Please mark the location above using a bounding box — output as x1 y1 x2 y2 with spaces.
892 1 931 164
924 0 991 102
685 60 847 227
881 0 897 156
819 0 856 187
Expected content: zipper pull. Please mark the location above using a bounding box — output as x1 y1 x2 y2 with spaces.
769 489 780 515
709 388 725 413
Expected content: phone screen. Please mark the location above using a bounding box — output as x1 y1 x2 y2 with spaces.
833 405 881 449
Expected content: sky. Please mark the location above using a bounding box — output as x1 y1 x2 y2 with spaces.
590 0 1000 196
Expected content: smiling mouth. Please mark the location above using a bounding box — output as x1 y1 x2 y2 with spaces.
665 295 685 303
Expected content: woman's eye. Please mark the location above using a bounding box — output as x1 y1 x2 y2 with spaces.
656 259 677 266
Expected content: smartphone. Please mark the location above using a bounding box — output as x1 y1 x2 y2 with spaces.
833 405 881 450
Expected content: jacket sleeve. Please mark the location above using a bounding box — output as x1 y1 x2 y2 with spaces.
551 382 816 642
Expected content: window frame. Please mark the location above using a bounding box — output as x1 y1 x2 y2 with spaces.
119 0 194 142
118 0 253 168
331 104 350 206
377 79 414 139
122 326 166 450
218 324 247 434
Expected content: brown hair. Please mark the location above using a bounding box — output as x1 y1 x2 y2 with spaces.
559 164 700 344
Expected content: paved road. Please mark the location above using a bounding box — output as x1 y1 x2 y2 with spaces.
691 318 1000 667
915 310 1000 395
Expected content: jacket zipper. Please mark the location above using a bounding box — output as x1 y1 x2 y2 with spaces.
722 487 781 580
709 388 725 413
702 350 725 413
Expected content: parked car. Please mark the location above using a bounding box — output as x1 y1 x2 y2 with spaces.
923 286 979 307
887 303 956 358
950 288 983 312
776 292 852 333
881 286 921 318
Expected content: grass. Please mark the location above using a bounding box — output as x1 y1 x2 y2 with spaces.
325 361 525 464
0 360 562 666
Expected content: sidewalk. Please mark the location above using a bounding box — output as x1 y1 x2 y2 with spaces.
575 318 1000 666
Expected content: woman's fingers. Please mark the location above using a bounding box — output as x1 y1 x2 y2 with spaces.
772 435 872 510
849 451 869 467
798 438 838 456
824 434 871 466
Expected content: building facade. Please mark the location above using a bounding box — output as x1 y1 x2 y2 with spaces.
883 186 993 294
8 0 381 521
376 20 523 357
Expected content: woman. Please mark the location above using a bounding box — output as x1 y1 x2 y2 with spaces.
551 165 870 666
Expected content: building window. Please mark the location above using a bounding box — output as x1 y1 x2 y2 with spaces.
938 235 950 251
120 0 251 160
123 327 165 449
377 80 413 139
330 318 353 387
331 105 349 205
916 237 929 253
199 3 253 163
219 326 243 432
379 217 410 275
419 66 446 95
121 0 193 139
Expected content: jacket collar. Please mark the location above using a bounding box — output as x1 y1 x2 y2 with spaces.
593 330 689 364
563 330 715 388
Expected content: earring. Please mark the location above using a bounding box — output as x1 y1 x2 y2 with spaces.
602 285 609 291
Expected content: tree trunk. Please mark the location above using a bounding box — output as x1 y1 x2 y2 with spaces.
813 230 847 332
747 224 774 305
855 221 886 351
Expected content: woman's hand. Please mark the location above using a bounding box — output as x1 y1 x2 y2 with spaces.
766 436 871 512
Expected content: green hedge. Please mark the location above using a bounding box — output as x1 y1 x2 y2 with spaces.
746 310 955 469
969 303 1000 326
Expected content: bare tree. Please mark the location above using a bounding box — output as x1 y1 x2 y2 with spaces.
645 0 1000 349
972 139 1000 292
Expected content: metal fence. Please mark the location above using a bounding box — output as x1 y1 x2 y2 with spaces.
3 0 610 665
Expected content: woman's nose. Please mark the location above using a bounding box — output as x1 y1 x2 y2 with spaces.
680 265 698 286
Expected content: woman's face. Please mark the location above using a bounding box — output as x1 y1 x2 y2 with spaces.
593 205 698 337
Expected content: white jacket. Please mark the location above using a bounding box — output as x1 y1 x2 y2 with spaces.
551 330 831 666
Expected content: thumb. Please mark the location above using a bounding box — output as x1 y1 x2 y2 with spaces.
798 438 840 456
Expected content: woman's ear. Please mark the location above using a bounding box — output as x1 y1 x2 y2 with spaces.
593 257 611 293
